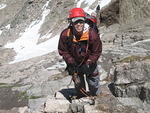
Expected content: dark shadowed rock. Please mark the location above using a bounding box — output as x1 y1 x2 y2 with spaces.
100 0 119 27
0 87 28 110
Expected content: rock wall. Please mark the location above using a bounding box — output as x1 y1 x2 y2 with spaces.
99 0 150 110
119 0 150 24
100 0 119 27
110 57 150 104
100 0 150 26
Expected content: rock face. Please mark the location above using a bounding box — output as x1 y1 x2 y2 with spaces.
100 0 119 26
0 48 16 65
99 0 150 112
119 0 150 24
100 0 150 25
110 59 150 103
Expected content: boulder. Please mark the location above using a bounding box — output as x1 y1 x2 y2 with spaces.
44 98 70 113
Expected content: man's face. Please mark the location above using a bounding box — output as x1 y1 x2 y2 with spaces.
73 20 85 32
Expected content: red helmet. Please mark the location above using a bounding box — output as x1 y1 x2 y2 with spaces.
69 8 86 18
89 16 97 23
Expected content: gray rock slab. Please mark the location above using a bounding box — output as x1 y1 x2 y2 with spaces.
44 98 70 113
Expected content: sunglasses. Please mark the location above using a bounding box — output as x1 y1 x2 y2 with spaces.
73 20 85 24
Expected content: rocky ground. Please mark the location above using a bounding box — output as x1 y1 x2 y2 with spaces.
0 0 150 113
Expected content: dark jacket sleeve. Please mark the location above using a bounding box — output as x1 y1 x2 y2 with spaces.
58 29 75 64
87 28 102 64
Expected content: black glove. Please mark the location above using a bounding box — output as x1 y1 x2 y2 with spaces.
66 63 77 75
78 64 91 75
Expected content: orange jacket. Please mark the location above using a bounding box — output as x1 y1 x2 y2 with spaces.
58 28 102 65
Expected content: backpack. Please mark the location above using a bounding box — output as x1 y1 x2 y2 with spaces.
85 13 99 33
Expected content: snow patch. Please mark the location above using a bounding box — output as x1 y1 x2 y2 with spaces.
42 0 50 10
0 30 2 36
132 39 150 45
76 0 96 14
5 24 11 29
47 61 66 70
76 0 111 14
77 0 96 7
0 4 7 10
100 0 111 9
9 35 59 64
77 0 85 8
40 32 52 39
84 7 95 15
5 1 52 63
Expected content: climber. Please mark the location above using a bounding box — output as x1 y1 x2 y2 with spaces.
58 8 102 98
